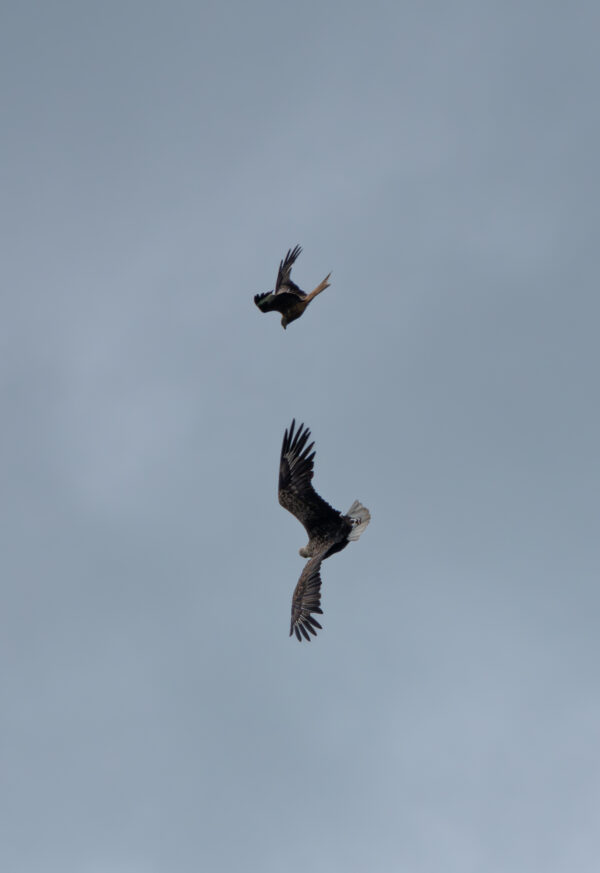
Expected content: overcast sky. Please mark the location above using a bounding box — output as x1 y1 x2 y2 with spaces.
2 2 600 872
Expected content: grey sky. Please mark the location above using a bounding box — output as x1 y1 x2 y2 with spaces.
2 2 599 871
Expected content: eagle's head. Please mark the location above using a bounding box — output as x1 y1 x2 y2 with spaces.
299 545 311 557
281 316 289 329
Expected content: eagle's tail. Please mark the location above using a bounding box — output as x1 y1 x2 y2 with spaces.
305 272 331 302
345 500 371 542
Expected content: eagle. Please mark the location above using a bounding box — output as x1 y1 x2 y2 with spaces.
254 245 331 329
278 419 371 641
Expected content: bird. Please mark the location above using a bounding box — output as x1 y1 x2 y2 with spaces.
254 245 331 329
278 419 371 641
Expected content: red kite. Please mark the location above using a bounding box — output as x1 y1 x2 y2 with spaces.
254 246 331 329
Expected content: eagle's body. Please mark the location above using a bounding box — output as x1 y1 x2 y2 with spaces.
278 420 371 641
254 245 331 328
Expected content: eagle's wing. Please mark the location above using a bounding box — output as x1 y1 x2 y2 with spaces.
279 419 341 538
290 555 325 641
254 290 304 314
275 245 305 297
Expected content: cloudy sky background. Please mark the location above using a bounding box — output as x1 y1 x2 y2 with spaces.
2 2 599 871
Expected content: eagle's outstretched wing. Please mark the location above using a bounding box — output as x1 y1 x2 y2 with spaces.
278 419 341 539
290 555 324 641
275 245 304 296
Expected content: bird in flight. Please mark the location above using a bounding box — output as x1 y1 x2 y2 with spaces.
278 419 371 641
254 245 331 329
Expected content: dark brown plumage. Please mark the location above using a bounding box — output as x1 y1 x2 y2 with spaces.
254 245 331 329
278 419 371 641
289 557 324 642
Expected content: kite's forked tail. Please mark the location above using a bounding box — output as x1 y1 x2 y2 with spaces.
305 272 331 302
345 500 371 542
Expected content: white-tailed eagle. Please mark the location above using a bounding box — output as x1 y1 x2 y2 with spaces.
279 419 371 641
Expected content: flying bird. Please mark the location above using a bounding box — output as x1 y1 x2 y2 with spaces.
278 419 371 641
254 245 331 329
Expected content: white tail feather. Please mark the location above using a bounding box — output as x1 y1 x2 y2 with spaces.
345 500 371 542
